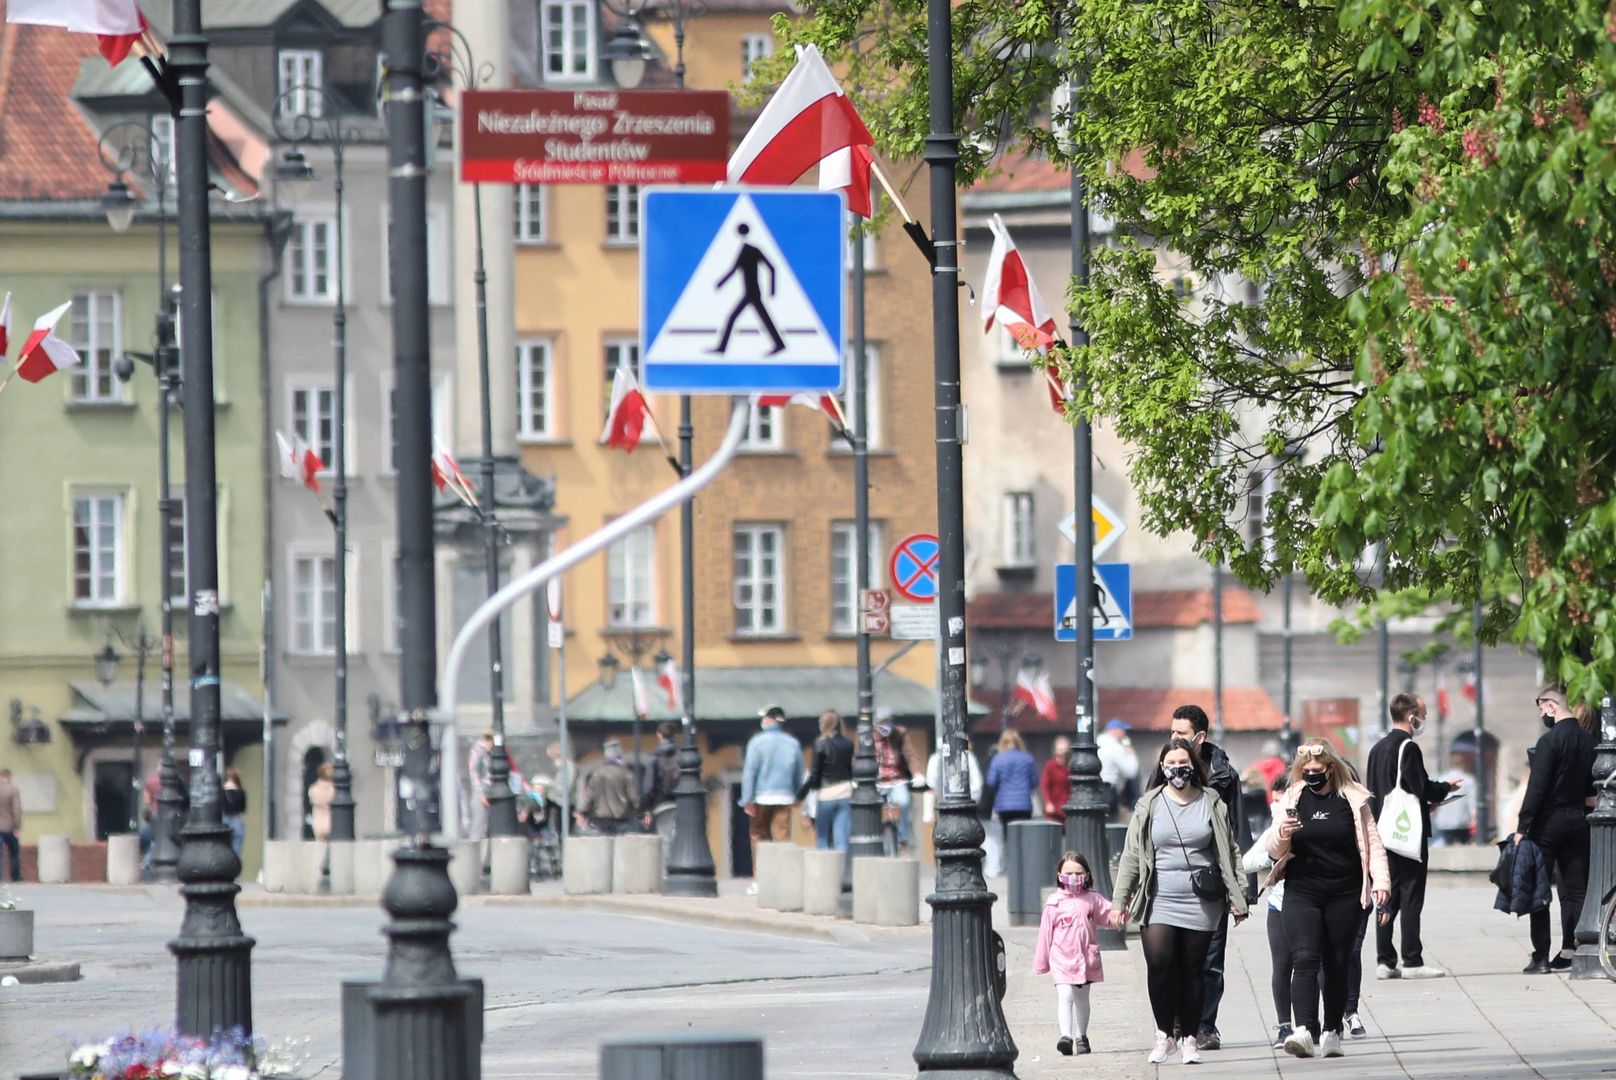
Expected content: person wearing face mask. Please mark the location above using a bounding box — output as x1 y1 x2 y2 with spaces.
1033 851 1113 1056
1266 740 1391 1059
1109 738 1248 1066
1365 692 1457 982
1513 684 1597 973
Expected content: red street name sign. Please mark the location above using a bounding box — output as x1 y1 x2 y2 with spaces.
460 89 731 185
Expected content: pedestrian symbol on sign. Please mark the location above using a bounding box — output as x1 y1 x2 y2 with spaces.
712 224 785 356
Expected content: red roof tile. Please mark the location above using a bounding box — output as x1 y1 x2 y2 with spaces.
970 686 1283 735
0 17 106 201
967 587 1259 630
973 149 1065 194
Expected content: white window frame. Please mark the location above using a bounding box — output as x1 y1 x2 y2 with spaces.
514 183 547 243
834 344 882 452
606 524 656 629
741 401 783 452
1002 491 1036 567
516 338 556 441
68 290 125 404
829 521 883 635
540 0 596 82
993 323 1032 367
383 543 403 654
166 497 189 608
287 378 340 476
287 546 357 656
741 32 774 83
1245 464 1280 551
285 216 337 304
380 205 450 305
603 337 640 417
733 524 786 637
381 373 453 475
605 184 640 244
278 49 323 118
843 206 879 270
150 114 177 184
71 491 126 608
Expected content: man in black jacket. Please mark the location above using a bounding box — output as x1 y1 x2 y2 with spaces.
1367 693 1456 981
1514 685 1597 973
1169 704 1246 1051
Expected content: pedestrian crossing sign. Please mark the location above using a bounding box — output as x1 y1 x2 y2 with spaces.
641 188 845 394
1055 562 1133 641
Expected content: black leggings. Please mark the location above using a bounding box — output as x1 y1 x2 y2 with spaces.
1140 922 1214 1036
1531 814 1591 958
1282 883 1362 1039
1266 907 1292 1025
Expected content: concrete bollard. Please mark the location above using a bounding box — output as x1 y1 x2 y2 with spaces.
755 842 805 912
612 834 662 895
563 836 614 895
327 841 356 895
601 1034 764 1080
448 840 483 897
106 834 141 886
262 839 298 893
801 849 844 916
851 856 881 923
297 841 328 894
0 909 34 960
853 856 922 926
36 836 70 884
489 836 531 895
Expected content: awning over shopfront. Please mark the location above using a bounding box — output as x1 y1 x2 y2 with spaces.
59 680 287 740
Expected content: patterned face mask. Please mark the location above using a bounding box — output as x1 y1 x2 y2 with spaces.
1060 872 1089 891
1163 764 1194 789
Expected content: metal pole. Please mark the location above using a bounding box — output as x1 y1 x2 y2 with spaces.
1378 620 1390 736
1571 695 1616 976
328 127 356 844
262 582 275 847
1281 569 1296 757
1212 561 1225 742
557 612 571 839
1061 113 1122 951
472 181 518 839
130 639 147 833
912 0 1017 1067
1472 602 1490 840
167 0 253 1036
361 5 474 1077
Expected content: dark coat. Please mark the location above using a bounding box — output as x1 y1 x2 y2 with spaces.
1491 836 1551 916
1518 718 1597 839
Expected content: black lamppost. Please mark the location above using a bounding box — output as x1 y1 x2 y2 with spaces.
100 117 188 883
1572 695 1616 977
95 629 155 834
911 0 1018 1067
273 86 358 843
166 0 254 1035
602 0 718 895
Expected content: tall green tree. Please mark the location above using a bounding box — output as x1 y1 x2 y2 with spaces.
782 0 1616 699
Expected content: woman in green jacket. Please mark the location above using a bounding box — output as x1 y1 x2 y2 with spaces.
1109 737 1248 1065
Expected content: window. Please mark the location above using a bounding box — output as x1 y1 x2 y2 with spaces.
993 323 1031 366
72 493 124 606
1245 465 1279 551
166 498 188 606
380 206 450 305
383 375 452 473
150 114 176 184
290 552 338 655
278 49 323 118
1002 491 1035 567
68 291 124 403
605 184 640 243
606 525 655 628
843 206 878 270
733 524 785 636
741 401 782 451
289 382 337 471
741 33 773 82
829 521 883 634
603 338 640 415
517 339 555 440
514 184 546 243
838 344 882 451
286 218 336 303
541 0 595 81
384 546 403 653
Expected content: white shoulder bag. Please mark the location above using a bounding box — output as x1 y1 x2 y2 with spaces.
1376 738 1424 861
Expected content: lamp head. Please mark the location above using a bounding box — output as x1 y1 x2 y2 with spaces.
275 146 316 183
94 641 121 687
604 19 653 89
102 178 138 233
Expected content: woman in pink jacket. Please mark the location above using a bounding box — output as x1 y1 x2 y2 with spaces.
1033 851 1113 1056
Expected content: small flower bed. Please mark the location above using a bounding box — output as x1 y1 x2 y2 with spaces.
66 1028 304 1080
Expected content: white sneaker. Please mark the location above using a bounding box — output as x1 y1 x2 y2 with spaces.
1148 1031 1175 1065
1180 1035 1202 1065
1284 1029 1316 1058
1375 963 1401 980
1402 964 1447 979
1345 1012 1367 1039
1321 1030 1344 1058
744 882 759 897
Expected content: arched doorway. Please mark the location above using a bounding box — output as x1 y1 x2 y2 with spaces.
300 746 328 840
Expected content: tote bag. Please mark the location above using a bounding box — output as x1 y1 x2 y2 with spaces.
1376 739 1424 861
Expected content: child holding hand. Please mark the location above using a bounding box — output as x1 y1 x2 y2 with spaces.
1033 850 1113 1055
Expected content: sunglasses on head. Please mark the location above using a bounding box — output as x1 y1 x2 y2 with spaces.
1297 745 1327 758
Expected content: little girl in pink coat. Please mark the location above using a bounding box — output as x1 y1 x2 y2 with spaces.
1033 850 1113 1056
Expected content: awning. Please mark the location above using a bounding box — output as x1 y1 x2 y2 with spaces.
563 665 985 726
59 679 287 737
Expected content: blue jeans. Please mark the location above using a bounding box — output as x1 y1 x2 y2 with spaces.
226 815 245 858
815 798 851 852
879 783 913 847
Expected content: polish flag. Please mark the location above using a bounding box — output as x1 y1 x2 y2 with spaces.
629 665 651 719
274 430 324 493
0 293 11 357
431 443 478 508
982 214 1060 349
656 655 682 714
754 391 848 431
727 45 875 211
1011 669 1057 721
14 301 82 383
5 0 148 66
600 363 653 452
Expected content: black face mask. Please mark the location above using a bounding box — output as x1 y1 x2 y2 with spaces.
1163 764 1195 789
1301 771 1328 791
1542 712 1558 730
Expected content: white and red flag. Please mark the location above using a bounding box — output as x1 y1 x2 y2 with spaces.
754 391 849 432
431 442 479 509
1011 669 1058 722
5 0 148 66
656 655 682 714
982 214 1067 412
600 363 655 452
629 664 651 719
274 430 324 493
727 44 876 216
0 293 11 357
14 301 81 383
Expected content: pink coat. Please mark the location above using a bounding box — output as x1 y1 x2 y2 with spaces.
1265 780 1391 909
1032 888 1112 985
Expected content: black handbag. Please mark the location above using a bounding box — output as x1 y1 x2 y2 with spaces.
1165 795 1226 900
